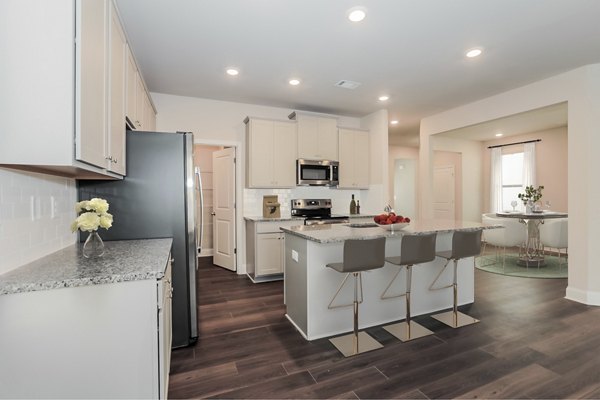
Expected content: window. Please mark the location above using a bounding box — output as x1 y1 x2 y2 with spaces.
501 152 524 210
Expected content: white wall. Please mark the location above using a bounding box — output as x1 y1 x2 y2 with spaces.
419 63 600 306
153 93 386 274
0 168 77 275
388 146 419 217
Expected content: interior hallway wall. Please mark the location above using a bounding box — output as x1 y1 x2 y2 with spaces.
388 146 419 217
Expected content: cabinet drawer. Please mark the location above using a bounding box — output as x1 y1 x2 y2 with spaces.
256 220 302 233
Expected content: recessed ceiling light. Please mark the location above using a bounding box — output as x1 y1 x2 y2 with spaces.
390 120 399 125
347 7 366 22
495 133 503 137
378 95 389 102
289 79 301 86
226 68 239 76
466 48 483 58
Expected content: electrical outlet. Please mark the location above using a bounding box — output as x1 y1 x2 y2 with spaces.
292 250 299 262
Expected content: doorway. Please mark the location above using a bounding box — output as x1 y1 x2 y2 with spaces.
193 144 237 272
393 158 416 217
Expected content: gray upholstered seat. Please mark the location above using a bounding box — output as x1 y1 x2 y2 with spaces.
430 229 483 328
381 233 437 342
326 237 386 357
326 238 386 273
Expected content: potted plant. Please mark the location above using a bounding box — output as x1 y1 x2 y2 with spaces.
518 185 544 213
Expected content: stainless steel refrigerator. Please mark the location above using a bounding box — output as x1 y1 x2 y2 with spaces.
78 130 199 348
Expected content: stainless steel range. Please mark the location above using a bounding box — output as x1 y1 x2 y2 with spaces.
291 199 349 225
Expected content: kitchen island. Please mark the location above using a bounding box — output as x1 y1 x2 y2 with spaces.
281 220 490 340
0 239 173 399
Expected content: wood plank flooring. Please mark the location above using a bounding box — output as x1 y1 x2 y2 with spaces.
168 257 600 399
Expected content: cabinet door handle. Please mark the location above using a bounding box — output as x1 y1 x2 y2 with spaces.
112 158 118 164
105 156 113 161
170 258 175 263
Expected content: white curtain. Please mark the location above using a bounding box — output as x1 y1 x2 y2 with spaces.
490 147 503 213
522 142 536 188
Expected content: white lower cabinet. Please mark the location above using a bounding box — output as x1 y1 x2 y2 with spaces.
246 219 301 281
0 259 173 399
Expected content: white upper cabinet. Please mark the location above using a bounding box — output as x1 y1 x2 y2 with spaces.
125 47 138 128
290 112 338 161
245 117 297 188
107 1 126 175
75 0 108 170
125 47 156 132
0 0 153 179
0 0 144 179
338 127 370 189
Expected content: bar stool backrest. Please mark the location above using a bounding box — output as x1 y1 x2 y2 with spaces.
400 233 437 266
450 229 483 259
340 237 386 273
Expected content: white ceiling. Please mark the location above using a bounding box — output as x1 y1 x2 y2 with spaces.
115 0 600 146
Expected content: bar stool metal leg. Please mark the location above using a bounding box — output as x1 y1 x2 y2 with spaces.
329 272 383 357
430 259 479 328
382 265 434 341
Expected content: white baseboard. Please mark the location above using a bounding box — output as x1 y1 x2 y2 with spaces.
565 286 600 306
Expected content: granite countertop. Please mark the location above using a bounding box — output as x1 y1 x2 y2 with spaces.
0 238 173 296
244 216 304 222
280 219 499 244
245 214 377 222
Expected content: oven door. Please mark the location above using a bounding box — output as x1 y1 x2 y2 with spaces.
297 159 337 186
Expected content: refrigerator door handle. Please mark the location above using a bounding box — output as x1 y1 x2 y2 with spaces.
195 167 204 266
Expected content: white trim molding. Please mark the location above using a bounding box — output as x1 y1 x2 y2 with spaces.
565 286 600 306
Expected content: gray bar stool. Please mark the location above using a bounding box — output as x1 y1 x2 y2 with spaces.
381 233 437 341
327 237 386 357
429 229 483 328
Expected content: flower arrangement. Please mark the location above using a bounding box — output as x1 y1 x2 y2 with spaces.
517 185 544 205
71 198 113 232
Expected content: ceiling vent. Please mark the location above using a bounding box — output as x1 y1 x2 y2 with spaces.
335 80 361 89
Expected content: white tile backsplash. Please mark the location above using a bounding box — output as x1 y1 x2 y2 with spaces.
0 168 77 275
243 186 377 217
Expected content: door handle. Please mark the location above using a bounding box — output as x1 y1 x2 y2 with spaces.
211 212 216 216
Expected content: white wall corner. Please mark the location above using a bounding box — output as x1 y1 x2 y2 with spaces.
565 286 600 306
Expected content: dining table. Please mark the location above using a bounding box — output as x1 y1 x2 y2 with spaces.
496 210 568 267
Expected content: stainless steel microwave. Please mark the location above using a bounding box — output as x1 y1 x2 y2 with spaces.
296 159 339 186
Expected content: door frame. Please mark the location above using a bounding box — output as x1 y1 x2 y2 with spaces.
193 138 243 274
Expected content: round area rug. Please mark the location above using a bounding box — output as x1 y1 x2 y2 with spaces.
475 253 567 278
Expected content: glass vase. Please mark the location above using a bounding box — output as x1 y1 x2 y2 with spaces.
525 200 534 214
83 231 105 258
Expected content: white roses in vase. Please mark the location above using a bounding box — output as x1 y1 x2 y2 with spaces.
71 198 114 232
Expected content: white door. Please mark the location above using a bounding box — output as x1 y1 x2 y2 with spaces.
212 147 236 271
433 165 455 220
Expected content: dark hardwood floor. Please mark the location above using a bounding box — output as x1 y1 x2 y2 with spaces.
168 257 600 399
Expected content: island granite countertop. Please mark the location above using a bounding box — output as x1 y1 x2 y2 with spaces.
280 219 498 244
0 238 173 296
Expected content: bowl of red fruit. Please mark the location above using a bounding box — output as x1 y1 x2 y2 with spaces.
373 213 410 231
